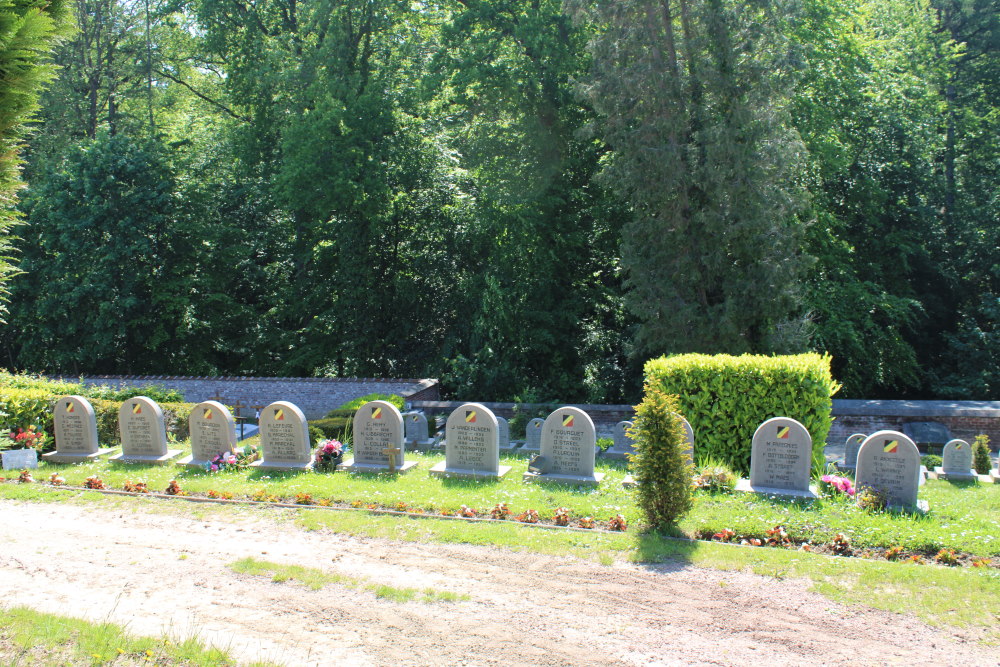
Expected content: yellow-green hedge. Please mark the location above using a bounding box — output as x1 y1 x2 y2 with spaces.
644 353 840 474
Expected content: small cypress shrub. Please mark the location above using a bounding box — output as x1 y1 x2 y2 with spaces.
972 434 992 475
630 387 693 529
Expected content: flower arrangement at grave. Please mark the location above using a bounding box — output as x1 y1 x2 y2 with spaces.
820 474 855 497
515 509 540 524
830 533 851 555
314 439 344 471
48 473 64 486
18 469 33 483
8 424 46 450
84 475 105 489
553 507 570 526
577 516 595 529
206 451 238 473
122 480 149 493
607 514 628 531
459 505 477 518
489 503 511 520
765 525 792 547
885 545 904 561
164 479 182 496
855 486 888 511
294 492 314 505
712 528 736 542
934 548 959 566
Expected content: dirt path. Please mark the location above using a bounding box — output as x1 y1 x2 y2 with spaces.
0 498 994 667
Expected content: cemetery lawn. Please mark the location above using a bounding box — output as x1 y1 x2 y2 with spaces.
0 605 279 666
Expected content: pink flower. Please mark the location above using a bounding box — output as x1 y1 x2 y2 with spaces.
210 464 218 472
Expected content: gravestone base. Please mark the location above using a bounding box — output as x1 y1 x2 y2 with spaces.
887 499 930 514
407 439 438 452
518 445 540 456
498 441 522 454
734 479 819 499
622 475 636 488
249 459 313 471
338 459 418 475
176 455 226 469
990 471 1000 484
933 466 978 481
42 448 115 464
603 449 631 461
109 450 183 466
522 471 605 487
428 462 511 480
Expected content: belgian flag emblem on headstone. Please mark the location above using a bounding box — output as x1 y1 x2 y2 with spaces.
274 408 285 421
203 408 213 420
371 406 382 419
132 403 142 415
562 414 574 428
955 442 963 450
883 439 898 454
65 401 74 413
776 426 790 439
465 410 477 423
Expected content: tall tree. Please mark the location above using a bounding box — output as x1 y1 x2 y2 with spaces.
569 0 810 359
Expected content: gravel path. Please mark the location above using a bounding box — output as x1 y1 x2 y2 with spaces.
0 499 995 666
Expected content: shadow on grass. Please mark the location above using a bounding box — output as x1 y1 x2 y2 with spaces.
245 468 311 481
632 527 700 572
439 476 506 489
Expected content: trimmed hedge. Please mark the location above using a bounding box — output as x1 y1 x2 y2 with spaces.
644 353 840 475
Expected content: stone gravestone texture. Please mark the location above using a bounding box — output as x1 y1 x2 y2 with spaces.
735 417 817 498
524 407 604 486
110 397 181 465
403 412 436 451
902 422 951 452
855 430 925 511
251 401 313 470
180 401 237 468
1 448 38 470
43 395 113 463
604 421 635 460
520 418 545 453
993 453 1000 484
342 401 416 473
838 433 866 472
935 439 977 481
430 403 511 479
496 416 518 453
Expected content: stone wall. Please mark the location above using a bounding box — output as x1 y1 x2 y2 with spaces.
71 375 440 420
410 401 634 438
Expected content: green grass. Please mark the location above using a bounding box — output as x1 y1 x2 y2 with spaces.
0 605 281 666
228 557 470 603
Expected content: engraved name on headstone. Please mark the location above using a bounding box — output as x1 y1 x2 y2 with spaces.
429 403 511 479
342 401 416 473
839 433 866 471
855 431 924 510
251 401 312 470
935 438 977 481
181 401 237 467
524 407 604 486
735 417 817 498
44 396 113 463
110 397 181 465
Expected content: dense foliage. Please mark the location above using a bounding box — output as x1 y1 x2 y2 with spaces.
630 388 693 529
0 0 996 402
645 353 839 474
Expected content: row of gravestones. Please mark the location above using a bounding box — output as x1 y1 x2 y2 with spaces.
37 396 621 486
839 432 992 482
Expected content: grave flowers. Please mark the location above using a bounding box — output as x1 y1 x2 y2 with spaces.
820 474 856 497
314 439 344 471
8 425 45 450
206 451 238 472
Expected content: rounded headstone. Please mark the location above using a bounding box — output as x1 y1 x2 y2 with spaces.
53 395 99 455
118 397 168 457
188 401 237 464
444 403 500 472
353 401 405 467
540 407 597 477
749 417 812 493
842 433 866 468
257 401 311 465
855 430 921 508
941 438 973 473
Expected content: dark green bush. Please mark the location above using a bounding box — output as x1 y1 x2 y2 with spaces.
336 393 404 412
921 454 942 470
645 353 840 475
972 434 991 474
84 383 184 403
309 417 351 440
631 387 693 529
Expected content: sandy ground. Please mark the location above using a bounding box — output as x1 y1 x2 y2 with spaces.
0 498 996 667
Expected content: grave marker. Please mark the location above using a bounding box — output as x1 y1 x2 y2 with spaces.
855 430 926 511
496 416 519 453
109 397 181 465
935 439 977 481
523 407 604 486
403 412 436 451
340 401 415 474
429 403 511 480
604 421 635 460
43 395 114 463
735 417 817 499
250 401 312 470
179 401 237 468
1 448 38 470
838 433 866 472
520 418 544 454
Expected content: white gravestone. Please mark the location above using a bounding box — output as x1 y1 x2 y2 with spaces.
520 418 544 453
735 417 818 499
341 401 416 474
179 401 237 468
496 416 519 453
429 403 511 480
403 412 436 451
109 397 181 465
855 431 925 511
250 401 313 470
838 433 866 472
523 407 604 486
993 452 1000 484
604 421 635 460
43 395 114 463
935 439 977 481
2 448 38 470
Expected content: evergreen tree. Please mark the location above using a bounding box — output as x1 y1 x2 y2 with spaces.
569 0 810 357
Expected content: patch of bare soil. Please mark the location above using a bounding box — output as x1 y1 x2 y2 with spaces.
0 499 994 666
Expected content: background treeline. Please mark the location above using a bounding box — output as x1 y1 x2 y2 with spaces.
0 0 997 403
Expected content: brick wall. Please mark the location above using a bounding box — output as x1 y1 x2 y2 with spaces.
69 375 440 420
